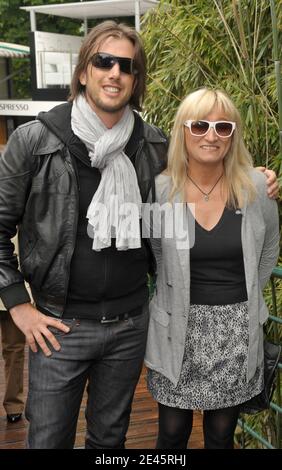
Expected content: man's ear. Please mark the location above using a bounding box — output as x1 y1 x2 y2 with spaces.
79 71 87 86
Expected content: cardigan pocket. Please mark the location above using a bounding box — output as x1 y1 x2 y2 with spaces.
150 301 170 327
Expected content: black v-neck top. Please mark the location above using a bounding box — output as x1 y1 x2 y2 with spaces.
190 207 248 305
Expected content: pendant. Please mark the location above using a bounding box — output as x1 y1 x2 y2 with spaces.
204 195 209 201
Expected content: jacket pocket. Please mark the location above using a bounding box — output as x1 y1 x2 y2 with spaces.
19 228 38 264
145 301 172 373
150 301 170 327
46 318 77 337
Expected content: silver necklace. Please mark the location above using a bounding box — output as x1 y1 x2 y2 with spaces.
187 173 223 201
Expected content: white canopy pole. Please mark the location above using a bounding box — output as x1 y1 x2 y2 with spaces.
84 17 88 35
30 10 36 32
135 0 140 32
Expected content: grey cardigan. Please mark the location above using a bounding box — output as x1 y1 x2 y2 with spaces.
144 170 280 386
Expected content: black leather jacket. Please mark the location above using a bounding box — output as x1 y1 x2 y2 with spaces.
0 103 168 316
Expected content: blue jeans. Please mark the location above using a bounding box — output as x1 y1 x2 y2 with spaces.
25 303 149 449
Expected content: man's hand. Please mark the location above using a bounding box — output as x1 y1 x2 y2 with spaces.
9 303 70 357
257 167 279 199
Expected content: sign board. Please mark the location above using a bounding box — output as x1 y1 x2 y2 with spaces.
0 100 65 116
30 31 83 101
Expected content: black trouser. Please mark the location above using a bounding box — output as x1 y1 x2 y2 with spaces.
157 403 241 449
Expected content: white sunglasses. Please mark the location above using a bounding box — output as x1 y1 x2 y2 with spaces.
184 120 236 138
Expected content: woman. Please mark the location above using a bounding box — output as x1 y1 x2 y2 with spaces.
144 88 280 449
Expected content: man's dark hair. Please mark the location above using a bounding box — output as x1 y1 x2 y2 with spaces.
69 21 146 111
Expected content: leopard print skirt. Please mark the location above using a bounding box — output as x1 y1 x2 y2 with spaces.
147 302 264 410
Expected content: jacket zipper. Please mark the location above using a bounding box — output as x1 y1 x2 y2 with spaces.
134 138 144 172
62 148 80 315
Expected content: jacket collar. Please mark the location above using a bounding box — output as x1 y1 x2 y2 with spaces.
37 102 90 165
37 102 145 164
37 101 167 164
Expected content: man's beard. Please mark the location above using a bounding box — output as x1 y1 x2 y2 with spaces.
91 95 131 114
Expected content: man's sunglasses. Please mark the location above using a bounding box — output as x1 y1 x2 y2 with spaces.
184 120 236 138
90 52 138 75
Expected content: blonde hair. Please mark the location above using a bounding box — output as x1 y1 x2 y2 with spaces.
167 88 256 208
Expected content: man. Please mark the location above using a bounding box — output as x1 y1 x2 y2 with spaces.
0 236 25 424
0 21 167 449
0 236 29 424
0 21 278 449
0 307 25 424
